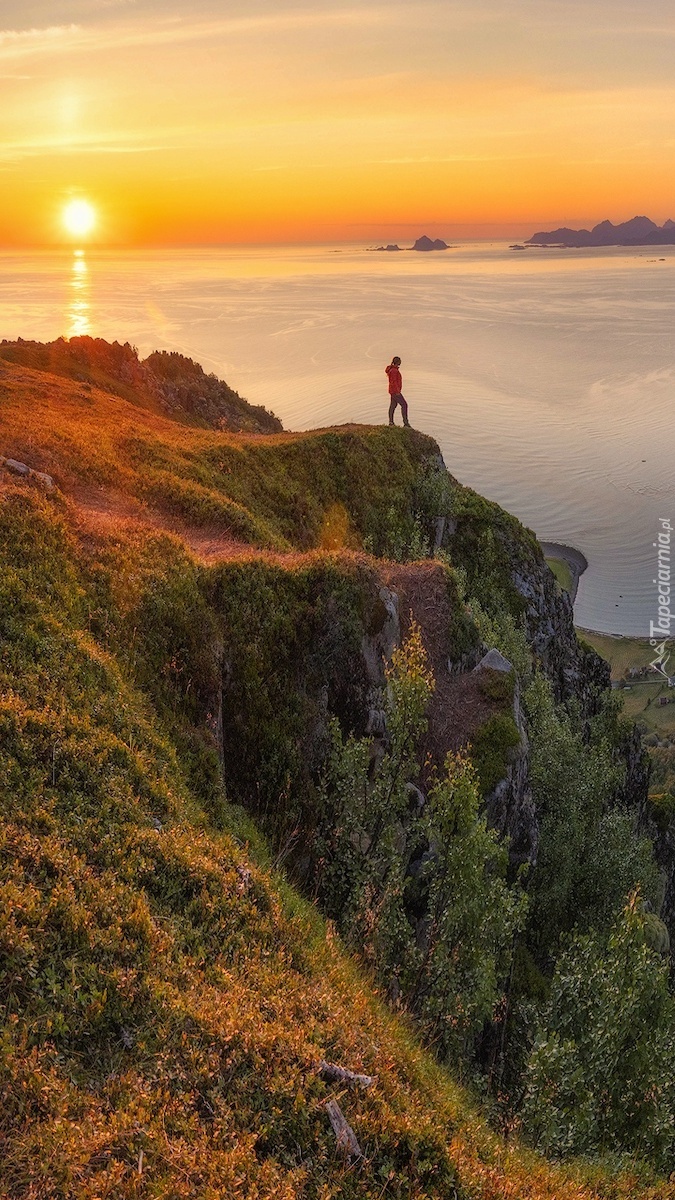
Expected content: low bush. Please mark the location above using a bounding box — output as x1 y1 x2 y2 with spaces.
471 711 521 796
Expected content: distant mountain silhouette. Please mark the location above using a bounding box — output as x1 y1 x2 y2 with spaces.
527 216 675 247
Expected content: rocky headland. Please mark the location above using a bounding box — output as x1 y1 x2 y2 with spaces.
0 337 672 1197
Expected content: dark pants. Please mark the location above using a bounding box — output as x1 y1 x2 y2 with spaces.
388 393 410 426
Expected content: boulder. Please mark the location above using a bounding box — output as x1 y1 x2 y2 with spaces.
4 458 30 476
0 458 54 489
473 648 513 674
32 470 54 489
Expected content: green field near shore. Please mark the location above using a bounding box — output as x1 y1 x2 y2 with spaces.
578 630 675 741
532 551 674 742
578 631 659 678
545 556 574 595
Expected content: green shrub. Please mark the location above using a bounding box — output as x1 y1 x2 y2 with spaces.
477 667 516 704
403 751 527 1062
446 482 536 622
468 598 532 679
522 893 675 1169
523 675 659 962
471 711 521 796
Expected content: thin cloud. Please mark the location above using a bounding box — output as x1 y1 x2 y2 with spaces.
372 154 542 164
0 132 170 159
0 24 79 47
0 8 395 60
3 6 674 74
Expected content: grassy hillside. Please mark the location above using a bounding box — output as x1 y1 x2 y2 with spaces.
0 351 671 1198
0 336 282 433
0 351 445 556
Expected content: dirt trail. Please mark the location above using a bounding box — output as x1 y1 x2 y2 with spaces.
68 483 258 563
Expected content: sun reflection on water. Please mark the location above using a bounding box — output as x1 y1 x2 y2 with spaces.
68 250 91 336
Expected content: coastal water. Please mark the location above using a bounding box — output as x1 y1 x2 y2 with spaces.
1 241 674 636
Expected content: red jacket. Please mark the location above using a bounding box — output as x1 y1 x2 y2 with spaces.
385 364 402 394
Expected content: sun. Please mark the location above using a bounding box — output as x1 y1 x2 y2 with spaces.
62 198 97 239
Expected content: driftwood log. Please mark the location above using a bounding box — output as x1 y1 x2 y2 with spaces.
318 1060 376 1089
325 1099 362 1160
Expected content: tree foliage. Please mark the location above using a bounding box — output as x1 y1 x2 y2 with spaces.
522 893 675 1170
315 624 526 1063
402 751 527 1062
523 675 659 962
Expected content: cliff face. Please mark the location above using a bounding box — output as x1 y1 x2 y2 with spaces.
194 446 648 896
513 559 611 710
483 680 538 870
397 463 634 881
442 470 610 714
646 818 675 946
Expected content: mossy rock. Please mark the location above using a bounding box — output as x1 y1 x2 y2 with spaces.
477 667 516 704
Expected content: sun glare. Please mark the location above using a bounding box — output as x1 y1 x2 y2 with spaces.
62 199 97 239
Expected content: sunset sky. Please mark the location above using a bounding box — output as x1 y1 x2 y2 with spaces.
1 0 674 244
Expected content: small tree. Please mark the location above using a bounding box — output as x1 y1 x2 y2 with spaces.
315 621 434 962
402 751 527 1062
522 893 675 1169
315 625 526 1065
523 674 658 961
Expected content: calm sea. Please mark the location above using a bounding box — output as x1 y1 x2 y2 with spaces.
1 241 674 637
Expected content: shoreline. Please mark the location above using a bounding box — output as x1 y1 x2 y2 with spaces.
540 541 588 605
576 627 657 644
542 543 662 643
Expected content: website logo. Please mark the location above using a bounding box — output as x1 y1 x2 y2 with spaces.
650 518 673 684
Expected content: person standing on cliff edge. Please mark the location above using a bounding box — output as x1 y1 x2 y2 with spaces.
385 356 410 427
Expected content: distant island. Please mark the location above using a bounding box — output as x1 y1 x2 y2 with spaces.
412 235 449 251
526 215 675 248
368 234 450 252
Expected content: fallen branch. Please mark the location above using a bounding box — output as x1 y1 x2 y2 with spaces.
325 1099 362 1160
318 1060 376 1089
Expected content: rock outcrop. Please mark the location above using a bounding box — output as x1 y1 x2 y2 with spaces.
0 455 54 489
483 678 538 870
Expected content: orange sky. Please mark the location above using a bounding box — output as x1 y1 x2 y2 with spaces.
1 1 674 244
